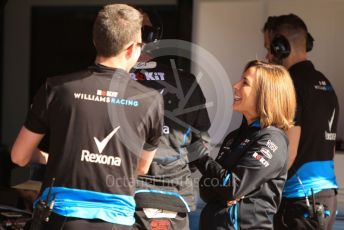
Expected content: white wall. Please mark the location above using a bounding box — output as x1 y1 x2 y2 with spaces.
193 0 267 143
193 0 344 142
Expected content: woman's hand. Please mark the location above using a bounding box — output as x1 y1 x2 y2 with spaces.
227 196 244 207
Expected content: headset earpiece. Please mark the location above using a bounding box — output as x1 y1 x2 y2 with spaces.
141 9 163 43
306 32 314 52
142 25 159 43
270 35 291 59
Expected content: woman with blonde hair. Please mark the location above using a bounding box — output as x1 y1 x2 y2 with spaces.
194 60 296 229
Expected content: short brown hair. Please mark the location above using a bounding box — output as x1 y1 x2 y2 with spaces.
93 4 142 57
244 60 296 131
266 14 309 52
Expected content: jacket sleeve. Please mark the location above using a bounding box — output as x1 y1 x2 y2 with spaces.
143 93 164 151
184 74 212 165
195 130 288 201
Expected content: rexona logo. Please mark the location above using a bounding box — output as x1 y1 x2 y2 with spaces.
81 126 122 166
325 109 336 141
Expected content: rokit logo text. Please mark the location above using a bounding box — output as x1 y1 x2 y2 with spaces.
130 72 165 81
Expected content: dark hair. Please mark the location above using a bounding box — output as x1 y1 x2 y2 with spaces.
264 14 311 52
93 4 143 57
262 16 278 33
263 14 308 33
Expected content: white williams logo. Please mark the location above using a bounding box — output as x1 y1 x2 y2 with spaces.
325 109 336 141
94 126 120 153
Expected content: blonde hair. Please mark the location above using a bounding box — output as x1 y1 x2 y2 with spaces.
244 60 296 131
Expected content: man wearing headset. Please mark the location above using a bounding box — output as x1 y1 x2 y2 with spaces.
263 14 339 230
131 11 211 230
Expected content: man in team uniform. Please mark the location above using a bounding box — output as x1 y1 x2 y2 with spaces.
11 4 163 229
131 12 211 230
263 14 339 229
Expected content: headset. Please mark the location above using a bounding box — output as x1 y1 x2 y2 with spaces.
141 9 163 43
270 32 314 60
142 25 162 43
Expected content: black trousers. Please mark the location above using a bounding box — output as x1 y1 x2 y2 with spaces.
134 209 189 230
35 212 133 230
274 189 337 230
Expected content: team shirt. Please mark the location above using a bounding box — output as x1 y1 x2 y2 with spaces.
25 64 163 225
283 60 339 198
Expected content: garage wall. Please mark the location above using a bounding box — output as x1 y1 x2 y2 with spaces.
193 0 344 143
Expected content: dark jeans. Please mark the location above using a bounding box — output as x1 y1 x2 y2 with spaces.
274 189 337 230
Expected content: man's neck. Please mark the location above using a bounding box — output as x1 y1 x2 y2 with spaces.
95 55 129 72
284 52 307 69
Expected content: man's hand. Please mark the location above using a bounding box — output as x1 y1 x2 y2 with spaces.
227 196 244 207
136 149 157 175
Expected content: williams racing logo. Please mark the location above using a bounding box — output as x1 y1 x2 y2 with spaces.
325 109 336 141
237 139 250 149
314 81 334 91
81 126 122 166
74 89 139 107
